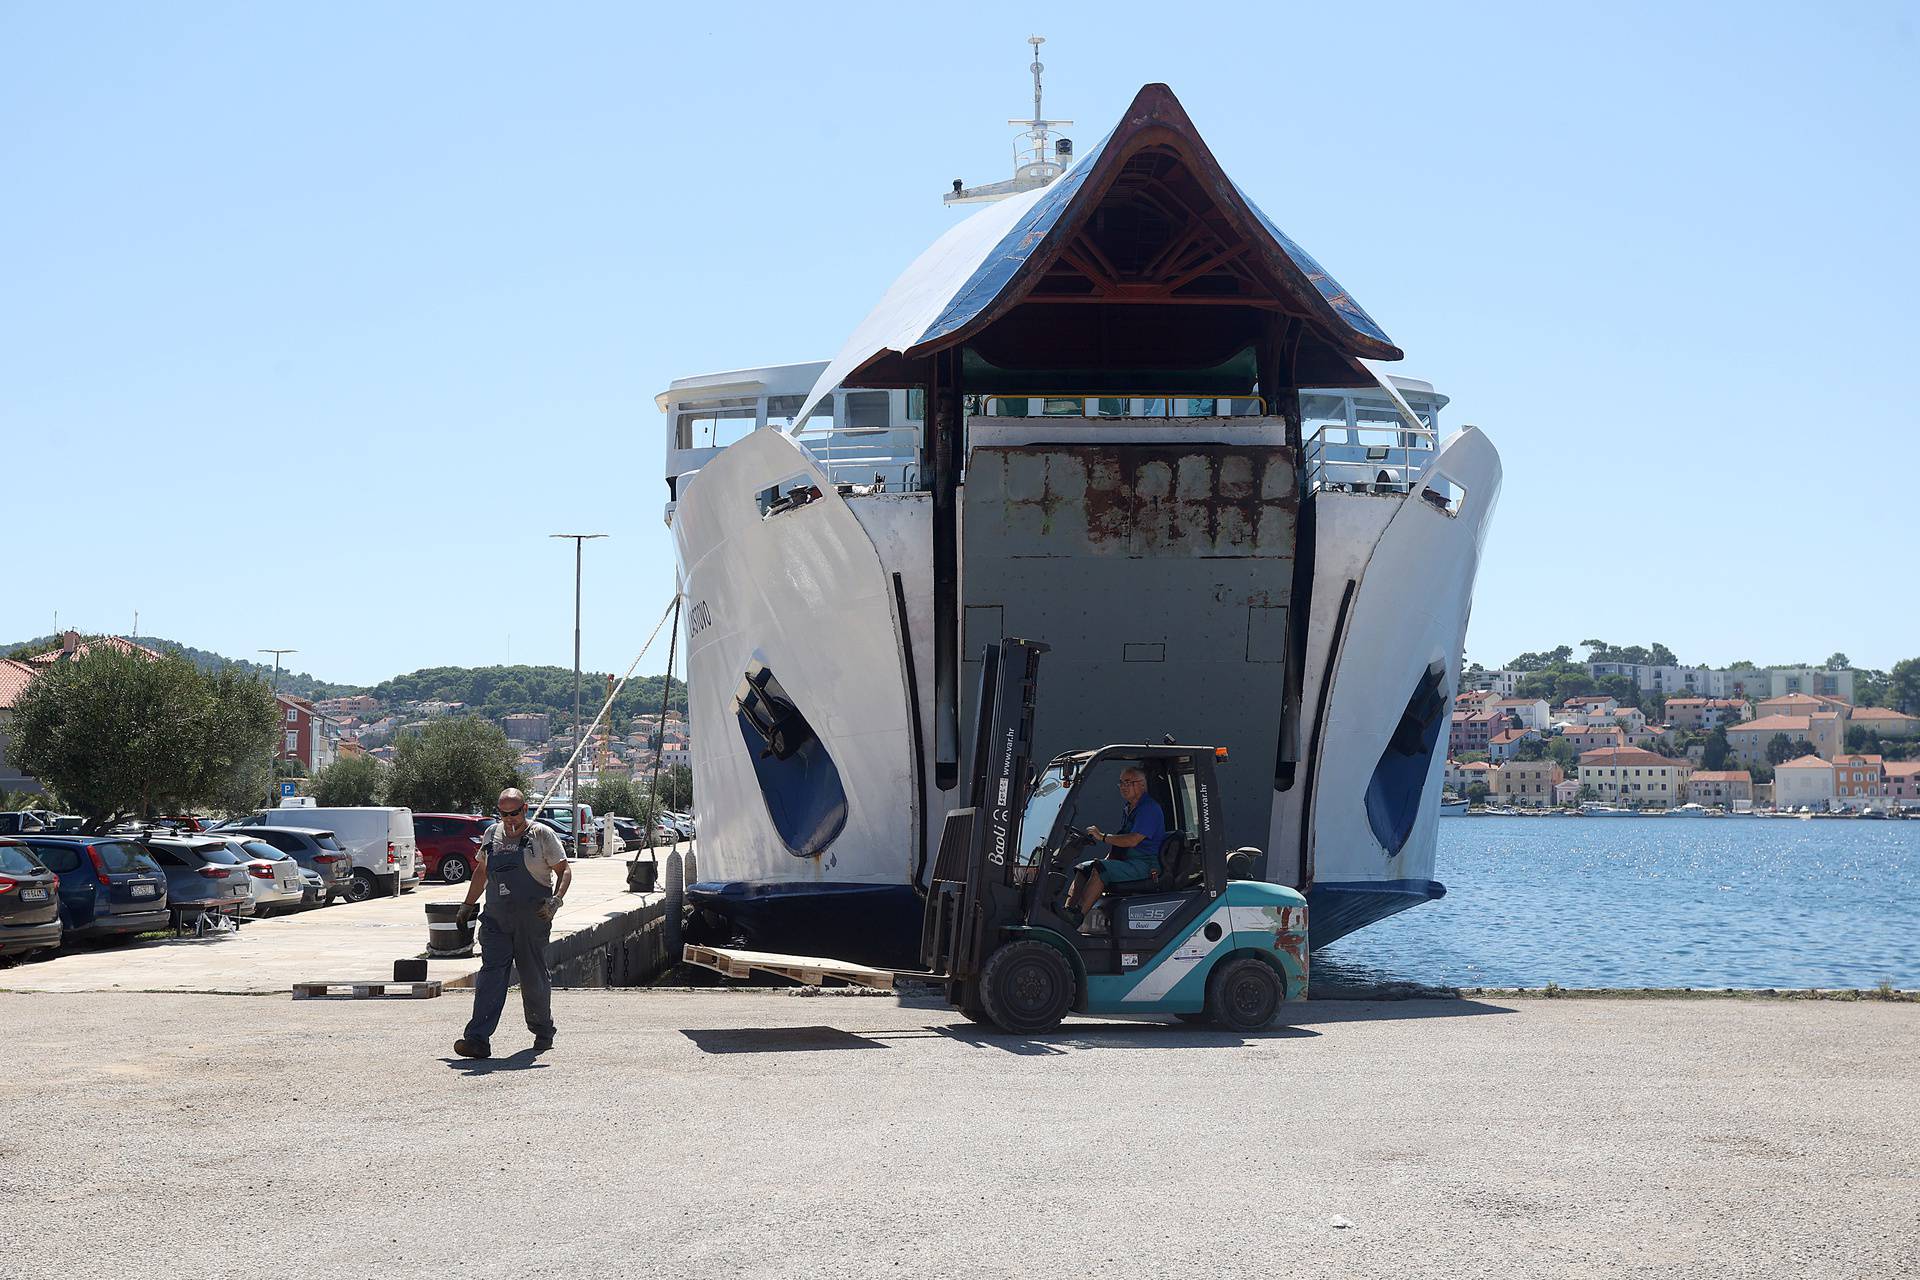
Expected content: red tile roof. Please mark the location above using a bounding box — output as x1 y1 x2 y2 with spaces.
1776 755 1833 771
0 659 37 710
1579 747 1688 768
1885 762 1920 779
1729 715 1812 734
1689 770 1751 782
1490 729 1531 745
1852 706 1919 721
1665 698 1707 708
24 634 161 666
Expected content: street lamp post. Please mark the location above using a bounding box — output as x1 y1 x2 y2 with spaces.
550 534 607 851
259 648 296 697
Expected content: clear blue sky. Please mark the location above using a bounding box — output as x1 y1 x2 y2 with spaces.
3 2 1915 686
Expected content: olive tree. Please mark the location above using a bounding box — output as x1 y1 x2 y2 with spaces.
311 753 387 806
385 716 522 813
10 647 278 829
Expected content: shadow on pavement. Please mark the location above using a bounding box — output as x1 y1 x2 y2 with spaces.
681 1025 889 1054
1285 998 1517 1026
443 1048 551 1075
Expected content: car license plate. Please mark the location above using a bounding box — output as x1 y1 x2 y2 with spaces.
21 887 48 902
132 883 158 898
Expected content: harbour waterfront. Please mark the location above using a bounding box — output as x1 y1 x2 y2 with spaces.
1316 817 1920 990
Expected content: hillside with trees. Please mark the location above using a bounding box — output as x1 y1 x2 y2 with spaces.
367 665 687 726
3 634 354 701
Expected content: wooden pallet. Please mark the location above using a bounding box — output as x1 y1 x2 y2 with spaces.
292 979 443 1000
681 943 933 990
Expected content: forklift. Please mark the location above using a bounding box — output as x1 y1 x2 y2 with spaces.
683 638 1309 1034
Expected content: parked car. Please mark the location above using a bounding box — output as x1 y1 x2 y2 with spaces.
136 836 252 928
413 814 491 884
217 826 354 904
605 816 647 851
534 803 598 858
0 840 62 958
218 806 421 902
295 867 326 907
204 835 306 916
0 811 51 836
13 835 170 943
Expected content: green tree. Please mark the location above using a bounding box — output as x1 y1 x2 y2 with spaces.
274 757 308 779
1512 737 1548 762
1889 657 1920 715
1543 736 1578 777
1506 645 1573 672
11 648 279 828
1465 781 1490 804
1649 642 1679 667
1702 725 1731 771
1824 652 1851 671
386 716 522 813
654 764 694 811
1765 733 1817 766
311 754 387 806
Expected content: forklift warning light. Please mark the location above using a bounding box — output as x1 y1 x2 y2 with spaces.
1214 747 1229 760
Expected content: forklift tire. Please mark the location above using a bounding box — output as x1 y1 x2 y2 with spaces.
1206 957 1285 1032
979 940 1075 1034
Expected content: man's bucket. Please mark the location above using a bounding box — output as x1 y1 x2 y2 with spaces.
425 900 475 957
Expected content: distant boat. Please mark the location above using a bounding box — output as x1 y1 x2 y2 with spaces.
1665 803 1717 818
1580 804 1637 817
1439 795 1468 816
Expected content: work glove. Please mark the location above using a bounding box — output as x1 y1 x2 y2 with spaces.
455 901 478 927
538 897 563 922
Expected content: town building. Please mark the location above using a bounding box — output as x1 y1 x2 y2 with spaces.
1848 706 1920 740
1496 759 1564 807
1553 777 1582 806
1443 759 1497 795
1686 770 1753 807
276 695 341 774
1773 755 1836 810
1767 667 1854 702
502 712 552 742
1557 695 1619 725
1489 697 1552 732
314 694 380 720
1449 708 1510 757
1830 754 1884 805
1883 761 1920 805
0 659 39 793
1562 725 1627 755
1756 692 1850 719
1577 746 1692 807
1663 697 1750 731
1724 713 1844 766
1488 726 1541 763
1612 706 1648 734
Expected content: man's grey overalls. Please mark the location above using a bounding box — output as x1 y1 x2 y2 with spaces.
462 829 556 1048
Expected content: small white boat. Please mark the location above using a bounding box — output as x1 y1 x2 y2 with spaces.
1438 795 1468 816
1579 804 1637 817
1665 803 1717 818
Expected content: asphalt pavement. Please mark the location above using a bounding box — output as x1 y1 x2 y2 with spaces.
2 989 1915 1278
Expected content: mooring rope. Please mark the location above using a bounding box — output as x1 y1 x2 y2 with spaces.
531 594 681 821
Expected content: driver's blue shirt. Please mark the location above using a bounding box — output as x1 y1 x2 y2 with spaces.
1113 795 1167 863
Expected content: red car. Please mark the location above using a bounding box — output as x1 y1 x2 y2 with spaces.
412 814 492 884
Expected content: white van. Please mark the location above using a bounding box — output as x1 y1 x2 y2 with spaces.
235 805 421 901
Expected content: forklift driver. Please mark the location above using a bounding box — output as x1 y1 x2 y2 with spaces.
1058 766 1166 929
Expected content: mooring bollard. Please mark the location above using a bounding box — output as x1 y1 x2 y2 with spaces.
425 900 474 957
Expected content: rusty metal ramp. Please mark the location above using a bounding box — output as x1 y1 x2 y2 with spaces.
682 944 940 990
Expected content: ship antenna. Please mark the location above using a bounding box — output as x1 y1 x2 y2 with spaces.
944 34 1073 206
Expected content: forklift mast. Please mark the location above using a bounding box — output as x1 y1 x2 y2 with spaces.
920 638 1048 985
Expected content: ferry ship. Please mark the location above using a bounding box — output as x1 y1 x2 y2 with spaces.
658 71 1501 964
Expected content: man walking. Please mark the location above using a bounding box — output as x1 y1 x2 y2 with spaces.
453 788 572 1058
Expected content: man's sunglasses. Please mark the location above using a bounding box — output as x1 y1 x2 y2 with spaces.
497 804 527 817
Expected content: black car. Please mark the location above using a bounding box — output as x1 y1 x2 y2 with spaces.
0 840 62 957
218 826 355 905
13 835 170 943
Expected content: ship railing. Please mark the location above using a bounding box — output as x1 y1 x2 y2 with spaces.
975 393 1269 418
791 422 922 492
1305 423 1439 498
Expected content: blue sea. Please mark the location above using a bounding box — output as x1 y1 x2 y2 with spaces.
1313 816 1920 990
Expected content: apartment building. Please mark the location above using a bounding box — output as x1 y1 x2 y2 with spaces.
1686 770 1753 806
1497 759 1564 807
1577 746 1693 806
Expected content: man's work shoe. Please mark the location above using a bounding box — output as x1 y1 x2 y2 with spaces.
453 1038 491 1059
531 1035 554 1052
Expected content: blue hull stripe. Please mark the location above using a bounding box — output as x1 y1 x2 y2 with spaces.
1306 879 1446 950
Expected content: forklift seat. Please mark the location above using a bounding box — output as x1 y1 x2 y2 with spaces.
1102 832 1202 897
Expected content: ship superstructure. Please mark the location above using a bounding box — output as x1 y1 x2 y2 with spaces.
658 81 1500 964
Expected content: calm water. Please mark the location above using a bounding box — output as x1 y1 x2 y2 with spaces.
1314 817 1920 990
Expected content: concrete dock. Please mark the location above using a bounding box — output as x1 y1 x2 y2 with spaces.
0 988 1912 1278
0 851 677 995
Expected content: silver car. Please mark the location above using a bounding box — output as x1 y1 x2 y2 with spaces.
206 836 305 916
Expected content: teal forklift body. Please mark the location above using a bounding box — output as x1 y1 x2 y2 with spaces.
1016 881 1309 1016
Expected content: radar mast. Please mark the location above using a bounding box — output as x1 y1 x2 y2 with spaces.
944 35 1074 206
